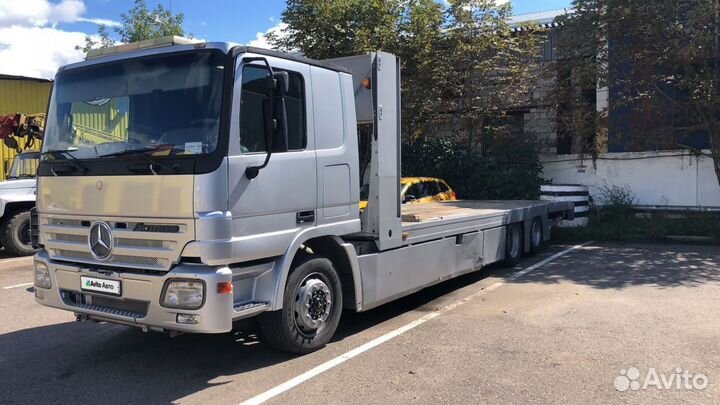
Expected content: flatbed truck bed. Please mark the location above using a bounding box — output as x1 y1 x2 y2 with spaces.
34 44 577 354
349 199 573 311
402 200 570 224
398 199 572 246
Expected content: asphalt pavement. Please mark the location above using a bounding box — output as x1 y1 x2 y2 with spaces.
1 242 719 405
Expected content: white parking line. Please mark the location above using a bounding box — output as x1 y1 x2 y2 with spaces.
0 256 33 264
3 282 33 290
239 241 594 405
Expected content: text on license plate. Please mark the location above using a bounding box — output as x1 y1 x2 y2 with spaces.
81 276 121 296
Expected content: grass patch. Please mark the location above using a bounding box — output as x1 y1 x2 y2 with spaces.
553 210 720 243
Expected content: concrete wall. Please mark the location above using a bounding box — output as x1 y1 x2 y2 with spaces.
541 150 720 207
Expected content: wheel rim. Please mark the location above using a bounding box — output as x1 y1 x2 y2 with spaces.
509 227 521 258
293 273 333 337
531 221 542 248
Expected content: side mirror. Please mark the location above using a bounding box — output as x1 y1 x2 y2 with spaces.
274 71 289 94
403 195 417 204
243 58 290 179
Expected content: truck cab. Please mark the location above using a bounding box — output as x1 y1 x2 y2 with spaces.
34 37 571 353
34 38 360 345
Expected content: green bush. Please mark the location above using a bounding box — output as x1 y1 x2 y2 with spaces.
592 184 636 223
402 134 544 200
555 185 720 242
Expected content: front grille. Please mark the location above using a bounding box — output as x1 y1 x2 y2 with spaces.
52 250 167 268
55 234 86 243
57 250 94 261
115 238 168 249
111 255 166 267
41 214 193 271
49 218 82 226
61 290 148 318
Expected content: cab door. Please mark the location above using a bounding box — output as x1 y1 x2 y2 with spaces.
226 55 317 261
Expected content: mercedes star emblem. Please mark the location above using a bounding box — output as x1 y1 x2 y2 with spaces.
88 222 113 260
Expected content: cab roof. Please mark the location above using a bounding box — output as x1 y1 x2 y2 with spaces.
71 36 350 75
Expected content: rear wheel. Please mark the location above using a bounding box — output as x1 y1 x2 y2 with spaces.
260 254 343 354
503 223 523 266
529 217 544 255
1 210 37 256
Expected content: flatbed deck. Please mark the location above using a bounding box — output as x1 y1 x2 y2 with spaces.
402 200 549 223
402 200 571 224
399 200 573 245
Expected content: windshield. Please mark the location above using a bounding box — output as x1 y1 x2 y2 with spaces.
43 51 225 160
8 152 39 179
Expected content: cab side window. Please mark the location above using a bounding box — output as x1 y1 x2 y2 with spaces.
240 65 306 153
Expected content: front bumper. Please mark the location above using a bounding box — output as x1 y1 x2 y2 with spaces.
33 250 235 334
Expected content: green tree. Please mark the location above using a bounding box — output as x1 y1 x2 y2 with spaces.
78 0 186 53
268 0 405 59
548 0 606 155
271 0 541 153
396 0 446 138
269 0 446 139
77 24 115 52
429 0 544 154
554 0 720 185
272 0 545 197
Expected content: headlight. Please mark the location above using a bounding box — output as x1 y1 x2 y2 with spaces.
34 261 51 289
161 279 205 309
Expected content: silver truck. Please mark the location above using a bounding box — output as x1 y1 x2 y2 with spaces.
33 37 572 353
0 151 39 256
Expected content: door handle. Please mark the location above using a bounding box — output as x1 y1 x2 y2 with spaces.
296 210 315 224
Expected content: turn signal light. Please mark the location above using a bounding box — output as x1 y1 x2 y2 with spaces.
217 282 233 294
361 77 371 89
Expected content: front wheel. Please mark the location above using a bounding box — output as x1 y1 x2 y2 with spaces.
1 210 37 256
260 254 343 354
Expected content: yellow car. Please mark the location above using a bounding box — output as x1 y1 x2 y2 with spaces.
360 177 457 210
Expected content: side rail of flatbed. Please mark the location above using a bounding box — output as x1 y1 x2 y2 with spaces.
350 199 574 311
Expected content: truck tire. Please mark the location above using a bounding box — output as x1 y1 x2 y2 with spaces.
503 223 523 266
529 217 544 255
1 210 37 256
260 254 343 354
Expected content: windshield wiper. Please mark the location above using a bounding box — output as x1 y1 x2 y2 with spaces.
99 147 179 175
40 150 87 175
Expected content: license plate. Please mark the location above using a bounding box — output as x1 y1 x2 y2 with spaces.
81 276 121 296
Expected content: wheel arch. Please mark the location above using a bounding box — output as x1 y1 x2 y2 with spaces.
0 200 35 220
270 226 362 312
303 236 361 311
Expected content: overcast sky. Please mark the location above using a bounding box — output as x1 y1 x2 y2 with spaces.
0 0 572 79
